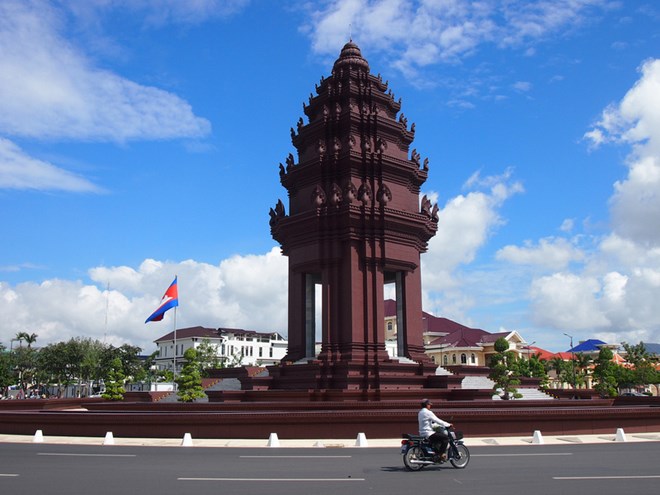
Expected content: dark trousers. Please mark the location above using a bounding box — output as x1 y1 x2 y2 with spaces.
429 429 449 454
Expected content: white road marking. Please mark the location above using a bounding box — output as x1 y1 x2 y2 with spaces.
238 455 352 459
179 477 365 482
37 453 136 457
554 475 660 480
474 453 573 457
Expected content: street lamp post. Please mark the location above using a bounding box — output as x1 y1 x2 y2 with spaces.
526 341 537 360
563 333 576 392
526 341 536 377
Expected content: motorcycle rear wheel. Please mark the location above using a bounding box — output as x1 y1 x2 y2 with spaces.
449 444 470 469
403 446 425 471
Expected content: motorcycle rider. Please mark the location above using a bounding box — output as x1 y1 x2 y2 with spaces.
418 398 452 460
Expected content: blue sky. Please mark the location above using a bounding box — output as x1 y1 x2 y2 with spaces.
1 0 659 354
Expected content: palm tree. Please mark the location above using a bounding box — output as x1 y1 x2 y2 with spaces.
574 353 592 388
14 332 37 348
548 356 566 388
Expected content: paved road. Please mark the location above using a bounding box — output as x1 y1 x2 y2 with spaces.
1 442 659 495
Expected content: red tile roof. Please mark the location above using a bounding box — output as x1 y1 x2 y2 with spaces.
154 326 283 343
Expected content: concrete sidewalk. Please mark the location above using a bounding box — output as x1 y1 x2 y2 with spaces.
2 430 660 448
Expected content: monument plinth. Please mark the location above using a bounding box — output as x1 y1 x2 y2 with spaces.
260 41 441 395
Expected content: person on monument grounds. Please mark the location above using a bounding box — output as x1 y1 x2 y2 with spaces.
418 398 452 460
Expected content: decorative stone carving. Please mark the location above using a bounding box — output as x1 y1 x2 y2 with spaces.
420 194 432 217
344 180 357 203
269 199 286 227
318 139 326 159
423 157 429 171
333 137 341 157
358 181 372 206
311 185 326 208
376 137 387 155
377 184 392 205
286 153 295 171
411 148 420 165
329 183 342 206
362 137 371 153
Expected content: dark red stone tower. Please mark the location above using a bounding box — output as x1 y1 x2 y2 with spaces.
267 41 439 392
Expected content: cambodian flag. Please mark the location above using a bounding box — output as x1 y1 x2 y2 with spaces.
145 277 179 323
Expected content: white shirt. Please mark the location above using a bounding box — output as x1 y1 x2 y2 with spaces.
418 407 451 438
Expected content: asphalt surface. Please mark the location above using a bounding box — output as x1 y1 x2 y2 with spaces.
1 439 659 495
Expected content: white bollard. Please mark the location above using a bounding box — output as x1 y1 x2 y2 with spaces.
267 433 280 447
355 432 368 447
103 432 115 445
33 429 44 443
615 428 627 442
532 430 544 444
181 433 193 447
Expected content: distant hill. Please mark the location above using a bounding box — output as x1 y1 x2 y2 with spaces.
643 343 660 356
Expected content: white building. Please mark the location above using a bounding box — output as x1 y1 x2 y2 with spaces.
154 326 287 372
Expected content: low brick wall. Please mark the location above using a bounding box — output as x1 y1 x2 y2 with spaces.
1 398 658 439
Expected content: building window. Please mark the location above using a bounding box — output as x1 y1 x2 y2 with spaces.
461 353 467 364
443 355 448 366
452 354 457 364
471 353 476 364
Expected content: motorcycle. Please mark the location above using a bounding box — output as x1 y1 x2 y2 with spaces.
401 427 470 470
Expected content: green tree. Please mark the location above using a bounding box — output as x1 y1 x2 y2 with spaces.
140 351 159 386
0 343 13 396
573 352 592 388
18 332 38 348
488 337 522 400
196 339 221 376
622 342 660 393
592 347 618 397
102 358 126 400
12 345 37 393
175 348 206 403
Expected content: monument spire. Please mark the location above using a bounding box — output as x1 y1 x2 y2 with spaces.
268 41 439 393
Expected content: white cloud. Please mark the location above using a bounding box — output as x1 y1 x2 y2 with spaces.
496 237 584 270
422 169 524 293
0 1 211 141
0 138 101 192
523 59 660 345
68 0 250 27
559 218 574 232
585 59 660 245
0 248 288 352
513 81 532 92
530 273 611 330
306 0 610 70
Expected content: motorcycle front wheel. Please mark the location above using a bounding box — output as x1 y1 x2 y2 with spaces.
403 446 425 471
449 444 470 469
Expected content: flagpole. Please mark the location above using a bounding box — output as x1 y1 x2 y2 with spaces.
173 305 178 389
